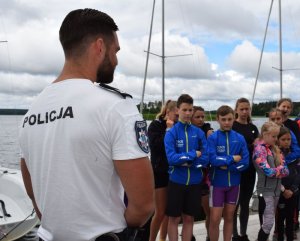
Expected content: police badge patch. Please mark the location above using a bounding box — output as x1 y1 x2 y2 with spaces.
135 120 150 153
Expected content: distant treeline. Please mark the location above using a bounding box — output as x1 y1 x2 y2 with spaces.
252 101 300 117
0 109 28 115
2 101 300 117
139 101 300 120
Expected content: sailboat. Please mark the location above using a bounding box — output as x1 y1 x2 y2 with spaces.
0 39 38 241
0 167 39 241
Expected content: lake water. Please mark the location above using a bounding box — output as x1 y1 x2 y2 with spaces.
0 115 23 169
0 115 268 170
0 115 268 240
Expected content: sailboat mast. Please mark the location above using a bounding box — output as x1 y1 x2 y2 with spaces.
140 0 156 113
251 0 284 105
278 0 283 98
140 0 192 112
162 0 165 105
251 0 274 107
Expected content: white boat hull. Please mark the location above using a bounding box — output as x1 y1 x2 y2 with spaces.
0 167 39 241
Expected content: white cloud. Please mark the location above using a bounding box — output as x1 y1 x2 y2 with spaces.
119 31 213 79
1 0 300 110
227 40 300 88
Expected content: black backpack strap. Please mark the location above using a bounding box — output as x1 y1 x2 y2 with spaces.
99 83 132 99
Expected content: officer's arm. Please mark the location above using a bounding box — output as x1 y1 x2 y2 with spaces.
20 158 42 220
114 157 154 227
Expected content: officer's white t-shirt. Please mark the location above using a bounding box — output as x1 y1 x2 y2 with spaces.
19 79 149 241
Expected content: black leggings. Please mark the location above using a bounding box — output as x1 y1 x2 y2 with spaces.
233 168 256 237
276 195 297 241
258 196 266 226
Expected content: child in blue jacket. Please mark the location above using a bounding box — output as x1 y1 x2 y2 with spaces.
208 105 249 241
164 94 208 241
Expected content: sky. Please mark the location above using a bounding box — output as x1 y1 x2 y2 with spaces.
1 0 300 111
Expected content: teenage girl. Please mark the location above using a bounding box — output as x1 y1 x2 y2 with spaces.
232 98 259 241
191 106 213 241
277 98 300 145
276 126 300 241
276 98 300 229
268 108 300 240
148 100 178 241
253 121 289 241
268 108 300 164
192 106 213 138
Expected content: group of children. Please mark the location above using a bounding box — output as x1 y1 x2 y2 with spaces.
148 95 300 241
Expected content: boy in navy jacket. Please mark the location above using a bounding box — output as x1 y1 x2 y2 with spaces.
164 94 208 241
208 105 249 241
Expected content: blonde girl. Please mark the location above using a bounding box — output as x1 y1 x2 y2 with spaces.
148 100 177 241
253 121 289 241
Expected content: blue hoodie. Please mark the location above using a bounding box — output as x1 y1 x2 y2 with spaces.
285 130 300 164
164 121 209 185
208 129 249 187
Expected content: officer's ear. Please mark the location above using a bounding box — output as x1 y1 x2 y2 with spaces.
94 37 106 61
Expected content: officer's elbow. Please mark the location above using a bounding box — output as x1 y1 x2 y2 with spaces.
136 189 154 215
143 198 155 215
125 194 155 227
138 198 155 225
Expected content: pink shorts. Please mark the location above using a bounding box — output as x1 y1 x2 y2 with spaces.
209 185 240 207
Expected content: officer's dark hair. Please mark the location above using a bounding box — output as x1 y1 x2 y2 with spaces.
59 8 119 58
216 105 234 118
177 94 193 108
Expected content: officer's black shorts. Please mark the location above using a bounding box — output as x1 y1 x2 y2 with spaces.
166 181 202 217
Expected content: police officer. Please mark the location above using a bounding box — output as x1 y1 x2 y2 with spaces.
19 8 154 241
